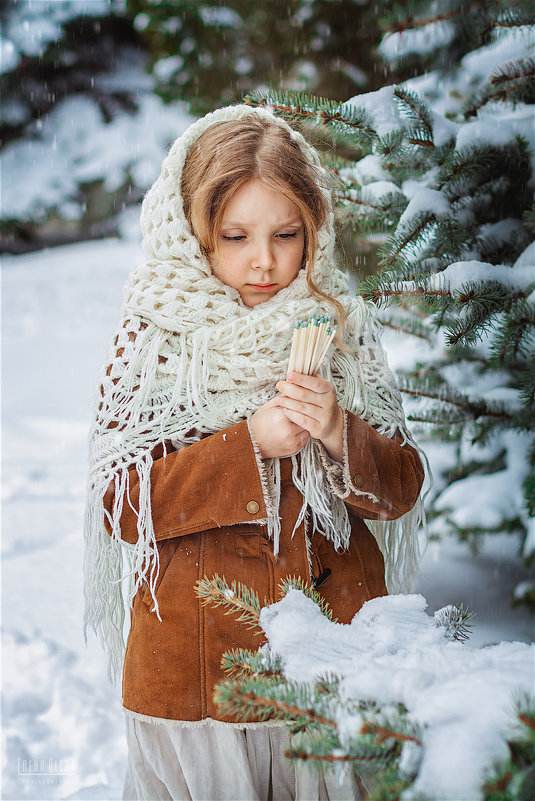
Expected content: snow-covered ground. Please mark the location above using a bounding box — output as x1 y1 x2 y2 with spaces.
2 226 533 799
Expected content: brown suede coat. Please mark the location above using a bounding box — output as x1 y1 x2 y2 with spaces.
105 410 424 722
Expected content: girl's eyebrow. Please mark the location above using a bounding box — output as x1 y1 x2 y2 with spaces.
221 217 304 228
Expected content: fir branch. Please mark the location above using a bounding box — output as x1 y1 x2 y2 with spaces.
523 208 535 233
243 90 378 140
491 57 535 89
380 1 482 34
434 603 476 642
362 286 452 303
407 132 436 149
335 189 408 234
406 409 467 426
213 677 337 726
447 281 523 347
439 143 505 193
285 749 354 762
400 385 513 422
483 690 535 799
360 721 422 747
284 746 391 764
385 212 442 266
515 692 535 732
495 6 535 30
490 299 535 363
194 574 265 631
464 56 535 117
220 648 284 679
394 86 434 143
519 360 535 410
380 318 432 341
377 129 411 161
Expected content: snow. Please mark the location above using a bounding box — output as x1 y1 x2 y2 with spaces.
514 239 535 271
347 85 404 138
434 432 531 530
342 154 391 187
379 21 455 61
401 27 534 120
198 5 243 28
2 234 533 799
456 119 519 150
461 27 535 85
1 0 113 72
0 34 19 74
396 188 450 231
152 54 185 82
259 590 534 801
478 218 526 245
430 113 458 148
426 254 535 293
2 237 138 800
360 181 402 201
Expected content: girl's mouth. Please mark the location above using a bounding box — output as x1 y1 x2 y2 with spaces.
248 283 277 290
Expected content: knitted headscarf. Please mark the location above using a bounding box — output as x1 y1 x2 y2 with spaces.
83 104 427 682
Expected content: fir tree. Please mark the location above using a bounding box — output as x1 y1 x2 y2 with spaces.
243 0 535 609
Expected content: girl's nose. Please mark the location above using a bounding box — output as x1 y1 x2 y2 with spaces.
251 240 275 270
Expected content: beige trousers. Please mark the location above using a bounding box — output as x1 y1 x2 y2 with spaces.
123 713 367 801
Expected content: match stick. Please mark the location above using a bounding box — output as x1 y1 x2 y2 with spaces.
287 314 337 376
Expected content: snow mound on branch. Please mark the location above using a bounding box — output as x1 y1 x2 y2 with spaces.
426 240 535 293
456 117 524 150
361 181 403 201
379 20 455 61
260 590 534 801
347 85 403 138
348 154 391 185
397 188 450 232
434 430 531 533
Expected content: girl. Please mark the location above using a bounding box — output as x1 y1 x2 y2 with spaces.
83 104 426 801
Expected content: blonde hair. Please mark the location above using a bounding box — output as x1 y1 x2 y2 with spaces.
181 116 346 330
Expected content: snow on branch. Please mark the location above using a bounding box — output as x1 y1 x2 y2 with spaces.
200 580 534 800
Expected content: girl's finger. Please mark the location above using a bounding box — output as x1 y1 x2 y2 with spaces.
277 396 322 424
276 380 324 407
285 372 331 393
282 408 318 435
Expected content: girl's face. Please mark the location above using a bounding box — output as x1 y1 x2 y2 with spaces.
209 179 305 308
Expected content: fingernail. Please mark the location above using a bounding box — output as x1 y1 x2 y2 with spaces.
287 372 295 381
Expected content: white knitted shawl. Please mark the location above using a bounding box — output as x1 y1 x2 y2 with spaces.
83 104 427 682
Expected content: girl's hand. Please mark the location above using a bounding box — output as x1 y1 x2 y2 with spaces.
249 397 310 459
275 372 344 462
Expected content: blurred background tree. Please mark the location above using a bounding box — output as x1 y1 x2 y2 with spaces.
127 0 385 115
1 0 394 254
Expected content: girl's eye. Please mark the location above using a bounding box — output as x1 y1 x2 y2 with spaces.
277 232 297 240
222 235 246 241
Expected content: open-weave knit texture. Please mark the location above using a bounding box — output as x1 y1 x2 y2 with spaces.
83 104 428 683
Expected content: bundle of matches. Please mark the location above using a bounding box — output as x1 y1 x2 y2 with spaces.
287 315 338 375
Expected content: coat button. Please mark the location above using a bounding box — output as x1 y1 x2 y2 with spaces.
353 474 365 488
246 500 260 514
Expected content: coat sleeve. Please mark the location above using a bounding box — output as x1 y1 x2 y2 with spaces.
319 409 425 521
103 420 271 544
